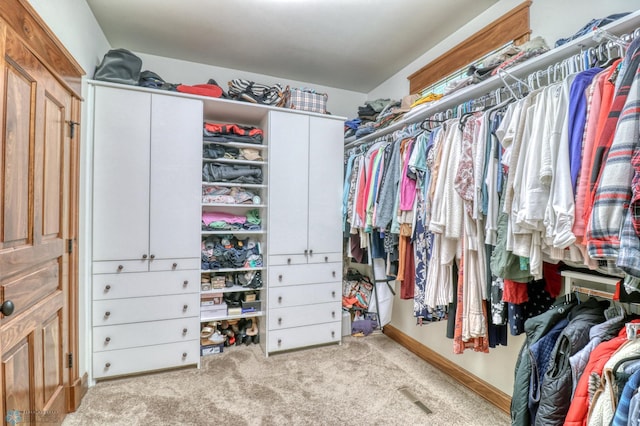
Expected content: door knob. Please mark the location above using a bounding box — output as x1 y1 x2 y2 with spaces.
142 254 148 259
1 300 15 316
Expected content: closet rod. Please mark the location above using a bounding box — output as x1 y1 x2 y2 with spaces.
344 9 640 151
572 285 615 300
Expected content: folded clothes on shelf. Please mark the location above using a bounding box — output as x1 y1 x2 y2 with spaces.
202 210 261 231
202 185 261 205
201 235 263 270
202 162 263 184
203 123 264 144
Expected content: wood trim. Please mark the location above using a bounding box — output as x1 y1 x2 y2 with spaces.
66 373 88 412
408 1 531 94
383 324 511 414
0 0 84 95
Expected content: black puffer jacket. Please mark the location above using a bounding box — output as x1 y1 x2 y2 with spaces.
534 298 608 426
511 299 577 426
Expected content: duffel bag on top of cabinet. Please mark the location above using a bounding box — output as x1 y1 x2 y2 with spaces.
93 48 143 85
286 87 329 114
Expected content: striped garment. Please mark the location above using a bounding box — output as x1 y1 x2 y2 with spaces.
587 38 640 259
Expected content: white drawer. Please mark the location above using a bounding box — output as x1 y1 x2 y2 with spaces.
149 257 200 272
93 260 148 274
93 340 199 379
269 252 342 266
269 263 341 287
268 302 341 330
93 317 199 352
269 254 307 266
268 322 341 352
268 282 340 308
93 294 200 326
307 252 342 264
93 270 199 300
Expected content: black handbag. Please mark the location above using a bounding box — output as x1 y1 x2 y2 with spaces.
93 49 142 85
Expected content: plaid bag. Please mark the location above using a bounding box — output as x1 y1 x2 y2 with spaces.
227 79 286 106
286 88 328 114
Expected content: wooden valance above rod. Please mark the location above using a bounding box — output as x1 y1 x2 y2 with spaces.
407 1 532 95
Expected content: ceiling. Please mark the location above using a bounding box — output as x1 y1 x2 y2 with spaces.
86 0 498 93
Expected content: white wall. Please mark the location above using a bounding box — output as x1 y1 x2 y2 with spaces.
368 0 640 101
134 53 365 119
371 0 640 397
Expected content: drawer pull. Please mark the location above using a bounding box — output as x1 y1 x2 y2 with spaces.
277 338 282 346
104 311 111 317
183 304 188 311
331 331 335 338
278 318 282 325
309 250 313 256
183 280 188 287
172 262 178 269
104 285 111 292
105 337 111 343
142 254 148 259
331 291 336 298
182 352 187 358
287 258 291 264
332 271 336 278
304 249 308 256
150 254 155 260
325 256 328 262
117 265 123 271
332 311 336 318
182 328 188 334
278 296 282 303
105 362 111 368
278 274 283 282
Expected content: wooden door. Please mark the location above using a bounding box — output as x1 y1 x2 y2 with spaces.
0 25 73 425
307 117 344 255
92 86 151 262
267 111 310 256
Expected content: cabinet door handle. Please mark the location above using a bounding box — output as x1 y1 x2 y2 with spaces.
278 318 282 325
183 280 189 287
331 291 336 298
332 271 336 278
304 249 308 256
183 304 188 311
104 311 111 317
278 296 282 303
331 331 335 338
117 265 123 271
172 262 178 269
287 258 291 264
278 274 283 281
182 352 187 358
104 285 111 292
142 254 148 259
105 362 111 368
182 328 188 334
150 254 155 260
332 311 336 318
309 249 313 256
277 338 282 346
105 337 111 343
324 256 328 262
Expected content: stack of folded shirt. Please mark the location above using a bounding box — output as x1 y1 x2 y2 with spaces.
202 186 261 205
203 123 264 144
203 144 262 161
202 210 261 231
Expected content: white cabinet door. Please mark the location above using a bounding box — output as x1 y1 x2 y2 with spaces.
268 111 309 256
149 94 202 260
308 117 344 255
92 87 151 261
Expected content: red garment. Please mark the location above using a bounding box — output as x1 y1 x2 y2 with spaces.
400 237 415 299
542 262 562 298
502 279 528 304
563 319 639 426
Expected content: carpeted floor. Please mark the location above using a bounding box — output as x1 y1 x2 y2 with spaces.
63 333 510 426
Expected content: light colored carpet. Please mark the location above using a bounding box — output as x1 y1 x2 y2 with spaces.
63 333 510 426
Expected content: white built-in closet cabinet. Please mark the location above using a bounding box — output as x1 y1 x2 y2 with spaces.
87 82 345 379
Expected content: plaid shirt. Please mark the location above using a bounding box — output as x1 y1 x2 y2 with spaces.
587 38 640 259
